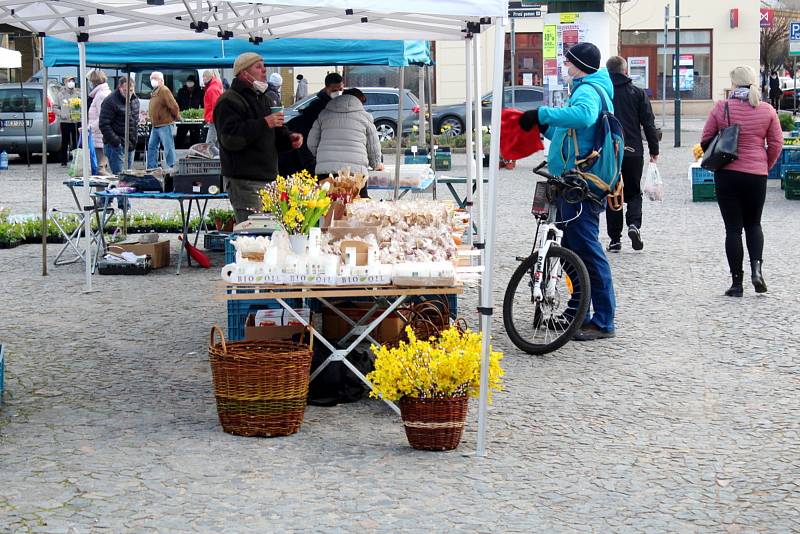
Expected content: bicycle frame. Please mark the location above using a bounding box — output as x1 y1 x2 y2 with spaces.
528 200 582 304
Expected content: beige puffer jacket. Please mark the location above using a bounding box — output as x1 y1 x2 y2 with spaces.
307 94 381 176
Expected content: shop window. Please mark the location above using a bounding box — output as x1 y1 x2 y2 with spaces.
504 32 543 87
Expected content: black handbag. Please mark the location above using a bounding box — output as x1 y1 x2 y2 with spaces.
701 102 739 171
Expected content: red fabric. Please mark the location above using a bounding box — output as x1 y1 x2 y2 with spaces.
203 77 224 124
178 235 211 268
501 108 544 161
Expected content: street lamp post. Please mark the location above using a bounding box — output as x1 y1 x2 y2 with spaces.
674 0 681 147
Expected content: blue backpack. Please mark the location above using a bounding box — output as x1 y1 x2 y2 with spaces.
564 83 625 204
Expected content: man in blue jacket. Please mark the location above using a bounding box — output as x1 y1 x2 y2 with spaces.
518 42 616 341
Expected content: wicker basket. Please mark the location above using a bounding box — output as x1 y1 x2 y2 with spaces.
399 395 469 451
208 325 313 437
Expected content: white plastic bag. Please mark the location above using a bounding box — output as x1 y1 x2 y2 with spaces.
644 162 664 201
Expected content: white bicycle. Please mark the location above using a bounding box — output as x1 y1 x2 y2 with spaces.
502 161 592 355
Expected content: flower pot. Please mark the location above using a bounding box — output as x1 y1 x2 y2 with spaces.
288 233 308 255
222 219 235 232
214 217 223 231
399 395 468 451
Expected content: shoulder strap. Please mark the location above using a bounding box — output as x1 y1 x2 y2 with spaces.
583 82 611 114
724 101 731 127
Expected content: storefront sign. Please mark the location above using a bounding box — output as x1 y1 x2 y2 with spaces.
760 8 774 29
508 1 543 18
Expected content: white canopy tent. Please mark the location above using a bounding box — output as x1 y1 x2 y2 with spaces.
0 46 22 68
1 0 509 457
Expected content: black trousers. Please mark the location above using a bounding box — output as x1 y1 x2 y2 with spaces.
606 155 643 241
60 122 79 164
715 169 767 274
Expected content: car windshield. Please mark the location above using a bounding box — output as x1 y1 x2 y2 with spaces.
0 89 42 113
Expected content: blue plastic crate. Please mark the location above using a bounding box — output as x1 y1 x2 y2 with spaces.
224 235 236 264
782 147 800 165
227 295 303 341
769 161 782 180
691 166 714 184
404 154 429 165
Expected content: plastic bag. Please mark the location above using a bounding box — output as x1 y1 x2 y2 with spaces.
67 148 83 177
72 130 99 176
643 162 664 201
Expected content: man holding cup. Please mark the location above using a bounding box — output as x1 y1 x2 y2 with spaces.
214 53 303 223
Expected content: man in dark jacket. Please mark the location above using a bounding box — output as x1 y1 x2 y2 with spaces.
176 74 204 147
99 76 139 174
605 56 659 252
215 53 303 223
279 72 344 176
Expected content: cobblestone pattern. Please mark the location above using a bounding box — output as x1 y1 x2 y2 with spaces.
1 129 799 532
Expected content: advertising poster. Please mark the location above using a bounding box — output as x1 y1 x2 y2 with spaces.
677 54 694 92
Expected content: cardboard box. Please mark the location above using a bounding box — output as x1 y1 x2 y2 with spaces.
114 240 170 269
322 303 405 345
244 313 311 343
339 240 369 267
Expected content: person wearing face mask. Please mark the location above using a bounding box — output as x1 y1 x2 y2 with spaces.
266 72 283 105
146 71 180 171
176 74 205 147
202 69 223 145
518 42 617 342
99 76 139 174
86 70 112 175
278 72 344 176
55 76 80 166
768 71 781 109
214 53 304 223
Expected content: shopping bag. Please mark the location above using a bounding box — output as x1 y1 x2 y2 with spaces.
67 148 83 177
643 162 664 201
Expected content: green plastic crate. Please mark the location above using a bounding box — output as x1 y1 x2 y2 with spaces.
692 182 716 202
785 171 800 199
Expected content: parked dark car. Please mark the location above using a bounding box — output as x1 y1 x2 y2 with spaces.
285 87 419 141
780 88 800 111
431 85 544 136
0 83 60 159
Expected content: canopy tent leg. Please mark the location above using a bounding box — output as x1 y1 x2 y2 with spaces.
473 34 485 246
78 40 93 292
393 66 404 201
464 37 475 247
476 16 506 458
124 65 131 171
417 66 426 149
41 36 48 276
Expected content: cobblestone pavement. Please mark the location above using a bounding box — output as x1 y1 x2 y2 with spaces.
1 130 799 533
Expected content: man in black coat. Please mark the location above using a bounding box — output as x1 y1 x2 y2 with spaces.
279 72 344 176
98 75 139 174
605 56 659 252
214 53 303 223
176 74 204 147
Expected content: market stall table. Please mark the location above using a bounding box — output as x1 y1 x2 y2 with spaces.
223 283 464 415
94 190 229 274
369 175 435 199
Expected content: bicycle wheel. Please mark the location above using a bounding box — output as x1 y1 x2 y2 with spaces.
502 245 591 355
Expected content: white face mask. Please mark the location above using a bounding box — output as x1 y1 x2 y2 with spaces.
66 81 75 89
330 90 342 98
150 79 160 89
186 81 195 88
252 80 268 94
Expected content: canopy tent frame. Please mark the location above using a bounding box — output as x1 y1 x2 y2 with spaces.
1 0 509 458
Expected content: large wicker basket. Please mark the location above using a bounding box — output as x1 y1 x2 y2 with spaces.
208 325 313 437
399 395 469 451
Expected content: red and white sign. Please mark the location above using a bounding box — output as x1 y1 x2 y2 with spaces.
761 8 774 29
730 8 739 29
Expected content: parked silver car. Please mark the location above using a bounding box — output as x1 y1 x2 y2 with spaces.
431 85 544 136
285 87 420 141
0 83 60 159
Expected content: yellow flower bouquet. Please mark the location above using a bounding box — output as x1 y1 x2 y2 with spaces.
258 170 332 236
68 97 82 121
367 326 504 402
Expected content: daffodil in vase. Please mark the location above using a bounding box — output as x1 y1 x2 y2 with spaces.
68 97 82 122
367 326 504 451
259 170 332 254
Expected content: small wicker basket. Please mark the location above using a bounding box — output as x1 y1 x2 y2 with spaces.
399 395 468 451
208 325 313 437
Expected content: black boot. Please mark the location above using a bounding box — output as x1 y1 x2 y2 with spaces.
751 260 767 293
725 271 743 297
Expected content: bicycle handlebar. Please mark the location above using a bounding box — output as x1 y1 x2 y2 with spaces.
533 161 557 181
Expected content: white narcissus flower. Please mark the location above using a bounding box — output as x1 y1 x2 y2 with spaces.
321 181 331 191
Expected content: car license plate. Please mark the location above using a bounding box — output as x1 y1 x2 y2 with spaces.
1 119 33 128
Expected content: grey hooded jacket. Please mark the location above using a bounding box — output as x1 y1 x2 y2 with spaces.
307 94 381 176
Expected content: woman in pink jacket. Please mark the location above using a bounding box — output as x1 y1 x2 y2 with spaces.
87 70 112 175
701 66 782 297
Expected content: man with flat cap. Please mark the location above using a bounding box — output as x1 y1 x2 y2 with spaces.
214 52 303 223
